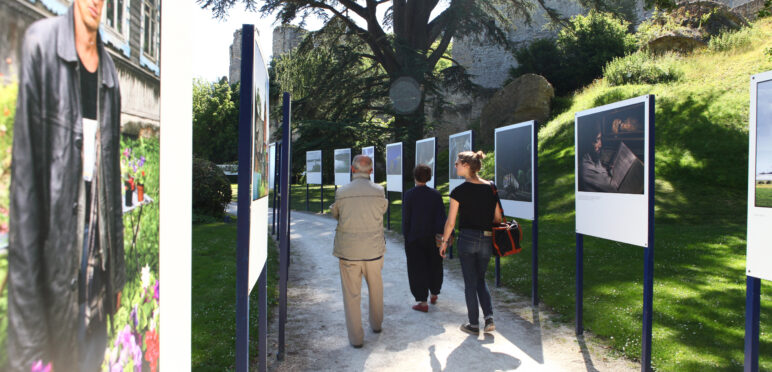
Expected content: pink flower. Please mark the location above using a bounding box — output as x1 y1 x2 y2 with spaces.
30 361 52 372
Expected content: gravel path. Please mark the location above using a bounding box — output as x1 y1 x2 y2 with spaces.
265 211 638 372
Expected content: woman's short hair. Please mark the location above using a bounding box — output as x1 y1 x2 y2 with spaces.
457 151 486 173
413 164 432 183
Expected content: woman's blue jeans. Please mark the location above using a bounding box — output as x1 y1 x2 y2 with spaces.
457 229 494 326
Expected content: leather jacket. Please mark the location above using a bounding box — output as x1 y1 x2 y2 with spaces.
8 6 125 371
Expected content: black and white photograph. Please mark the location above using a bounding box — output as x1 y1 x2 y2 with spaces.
577 102 646 195
496 124 532 203
755 79 772 208
415 138 436 188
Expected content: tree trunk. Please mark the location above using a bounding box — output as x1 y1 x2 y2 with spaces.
393 98 426 189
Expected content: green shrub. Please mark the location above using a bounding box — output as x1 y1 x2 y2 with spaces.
512 11 636 95
604 52 683 86
708 27 756 52
0 83 17 234
192 158 232 219
479 151 495 181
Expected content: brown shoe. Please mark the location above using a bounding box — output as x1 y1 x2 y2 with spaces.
430 295 438 304
412 303 429 312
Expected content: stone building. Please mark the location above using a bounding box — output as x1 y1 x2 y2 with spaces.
1 0 161 137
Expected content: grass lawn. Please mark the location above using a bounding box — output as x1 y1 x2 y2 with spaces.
191 221 279 371
756 184 772 208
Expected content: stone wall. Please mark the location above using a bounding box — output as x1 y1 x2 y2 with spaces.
229 29 242 84
272 25 308 57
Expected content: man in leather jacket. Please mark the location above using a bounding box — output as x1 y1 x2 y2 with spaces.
8 0 126 369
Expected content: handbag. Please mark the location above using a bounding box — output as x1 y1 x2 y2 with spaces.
490 183 523 257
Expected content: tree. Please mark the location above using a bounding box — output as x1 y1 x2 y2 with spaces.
199 0 561 184
192 77 240 164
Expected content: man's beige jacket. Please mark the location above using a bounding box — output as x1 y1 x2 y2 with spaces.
330 172 389 260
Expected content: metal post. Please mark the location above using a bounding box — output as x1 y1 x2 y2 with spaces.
495 256 501 287
277 92 291 361
320 184 324 213
745 276 761 372
532 124 539 306
235 24 254 372
306 184 309 211
641 95 656 372
576 233 583 335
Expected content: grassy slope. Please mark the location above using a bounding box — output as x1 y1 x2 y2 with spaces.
191 222 279 371
496 19 772 371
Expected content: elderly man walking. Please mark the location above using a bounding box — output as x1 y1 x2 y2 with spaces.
330 155 388 348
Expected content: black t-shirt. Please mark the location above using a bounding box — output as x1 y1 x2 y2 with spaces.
449 181 500 231
79 57 98 220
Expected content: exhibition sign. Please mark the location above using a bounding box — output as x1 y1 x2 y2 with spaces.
386 142 403 192
495 121 535 220
449 130 473 192
415 137 437 188
747 71 772 282
268 143 276 191
334 148 352 186
306 150 322 185
575 95 652 247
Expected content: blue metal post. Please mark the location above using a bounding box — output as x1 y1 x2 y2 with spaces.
641 95 656 372
745 276 761 372
576 233 583 335
278 92 291 361
387 192 391 230
495 256 501 287
532 121 539 306
235 24 254 372
306 183 309 211
320 184 324 213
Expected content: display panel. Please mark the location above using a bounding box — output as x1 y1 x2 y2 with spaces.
575 95 652 247
334 148 352 186
495 121 535 220
747 71 772 281
306 150 322 185
362 146 375 182
268 143 276 191
449 130 473 192
415 137 436 188
386 142 403 192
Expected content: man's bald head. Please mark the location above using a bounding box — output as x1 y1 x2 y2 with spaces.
351 155 373 173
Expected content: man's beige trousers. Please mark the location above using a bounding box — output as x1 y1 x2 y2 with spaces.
338 257 384 346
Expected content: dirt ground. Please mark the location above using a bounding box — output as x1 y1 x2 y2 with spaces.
264 211 639 372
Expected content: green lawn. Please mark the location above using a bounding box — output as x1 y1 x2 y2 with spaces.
756 184 772 208
191 221 279 371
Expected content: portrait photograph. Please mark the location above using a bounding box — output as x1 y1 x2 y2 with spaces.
415 138 436 187
448 131 472 181
577 102 646 195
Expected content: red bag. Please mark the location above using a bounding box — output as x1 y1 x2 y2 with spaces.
490 183 523 257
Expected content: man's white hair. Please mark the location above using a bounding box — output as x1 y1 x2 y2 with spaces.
352 155 372 173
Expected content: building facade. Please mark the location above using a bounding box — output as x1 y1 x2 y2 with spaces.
1 0 162 137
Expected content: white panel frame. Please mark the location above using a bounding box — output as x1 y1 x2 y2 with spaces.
415 137 436 188
386 142 403 192
575 95 652 247
747 71 772 281
306 150 322 185
449 130 473 192
334 148 352 186
495 121 535 220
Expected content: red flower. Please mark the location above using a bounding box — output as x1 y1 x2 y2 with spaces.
144 330 160 372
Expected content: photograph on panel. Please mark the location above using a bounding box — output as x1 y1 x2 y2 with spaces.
387 145 402 176
307 151 322 173
335 149 351 175
416 139 435 171
252 65 270 201
577 102 645 194
0 0 162 369
448 133 471 182
496 125 533 202
756 79 772 208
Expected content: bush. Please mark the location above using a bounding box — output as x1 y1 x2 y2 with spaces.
708 27 756 52
512 11 636 95
603 52 683 86
0 83 17 234
192 158 232 219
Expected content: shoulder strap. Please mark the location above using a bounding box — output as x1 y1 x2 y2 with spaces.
489 182 507 223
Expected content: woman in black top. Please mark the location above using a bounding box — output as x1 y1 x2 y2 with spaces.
402 165 447 312
440 151 503 335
